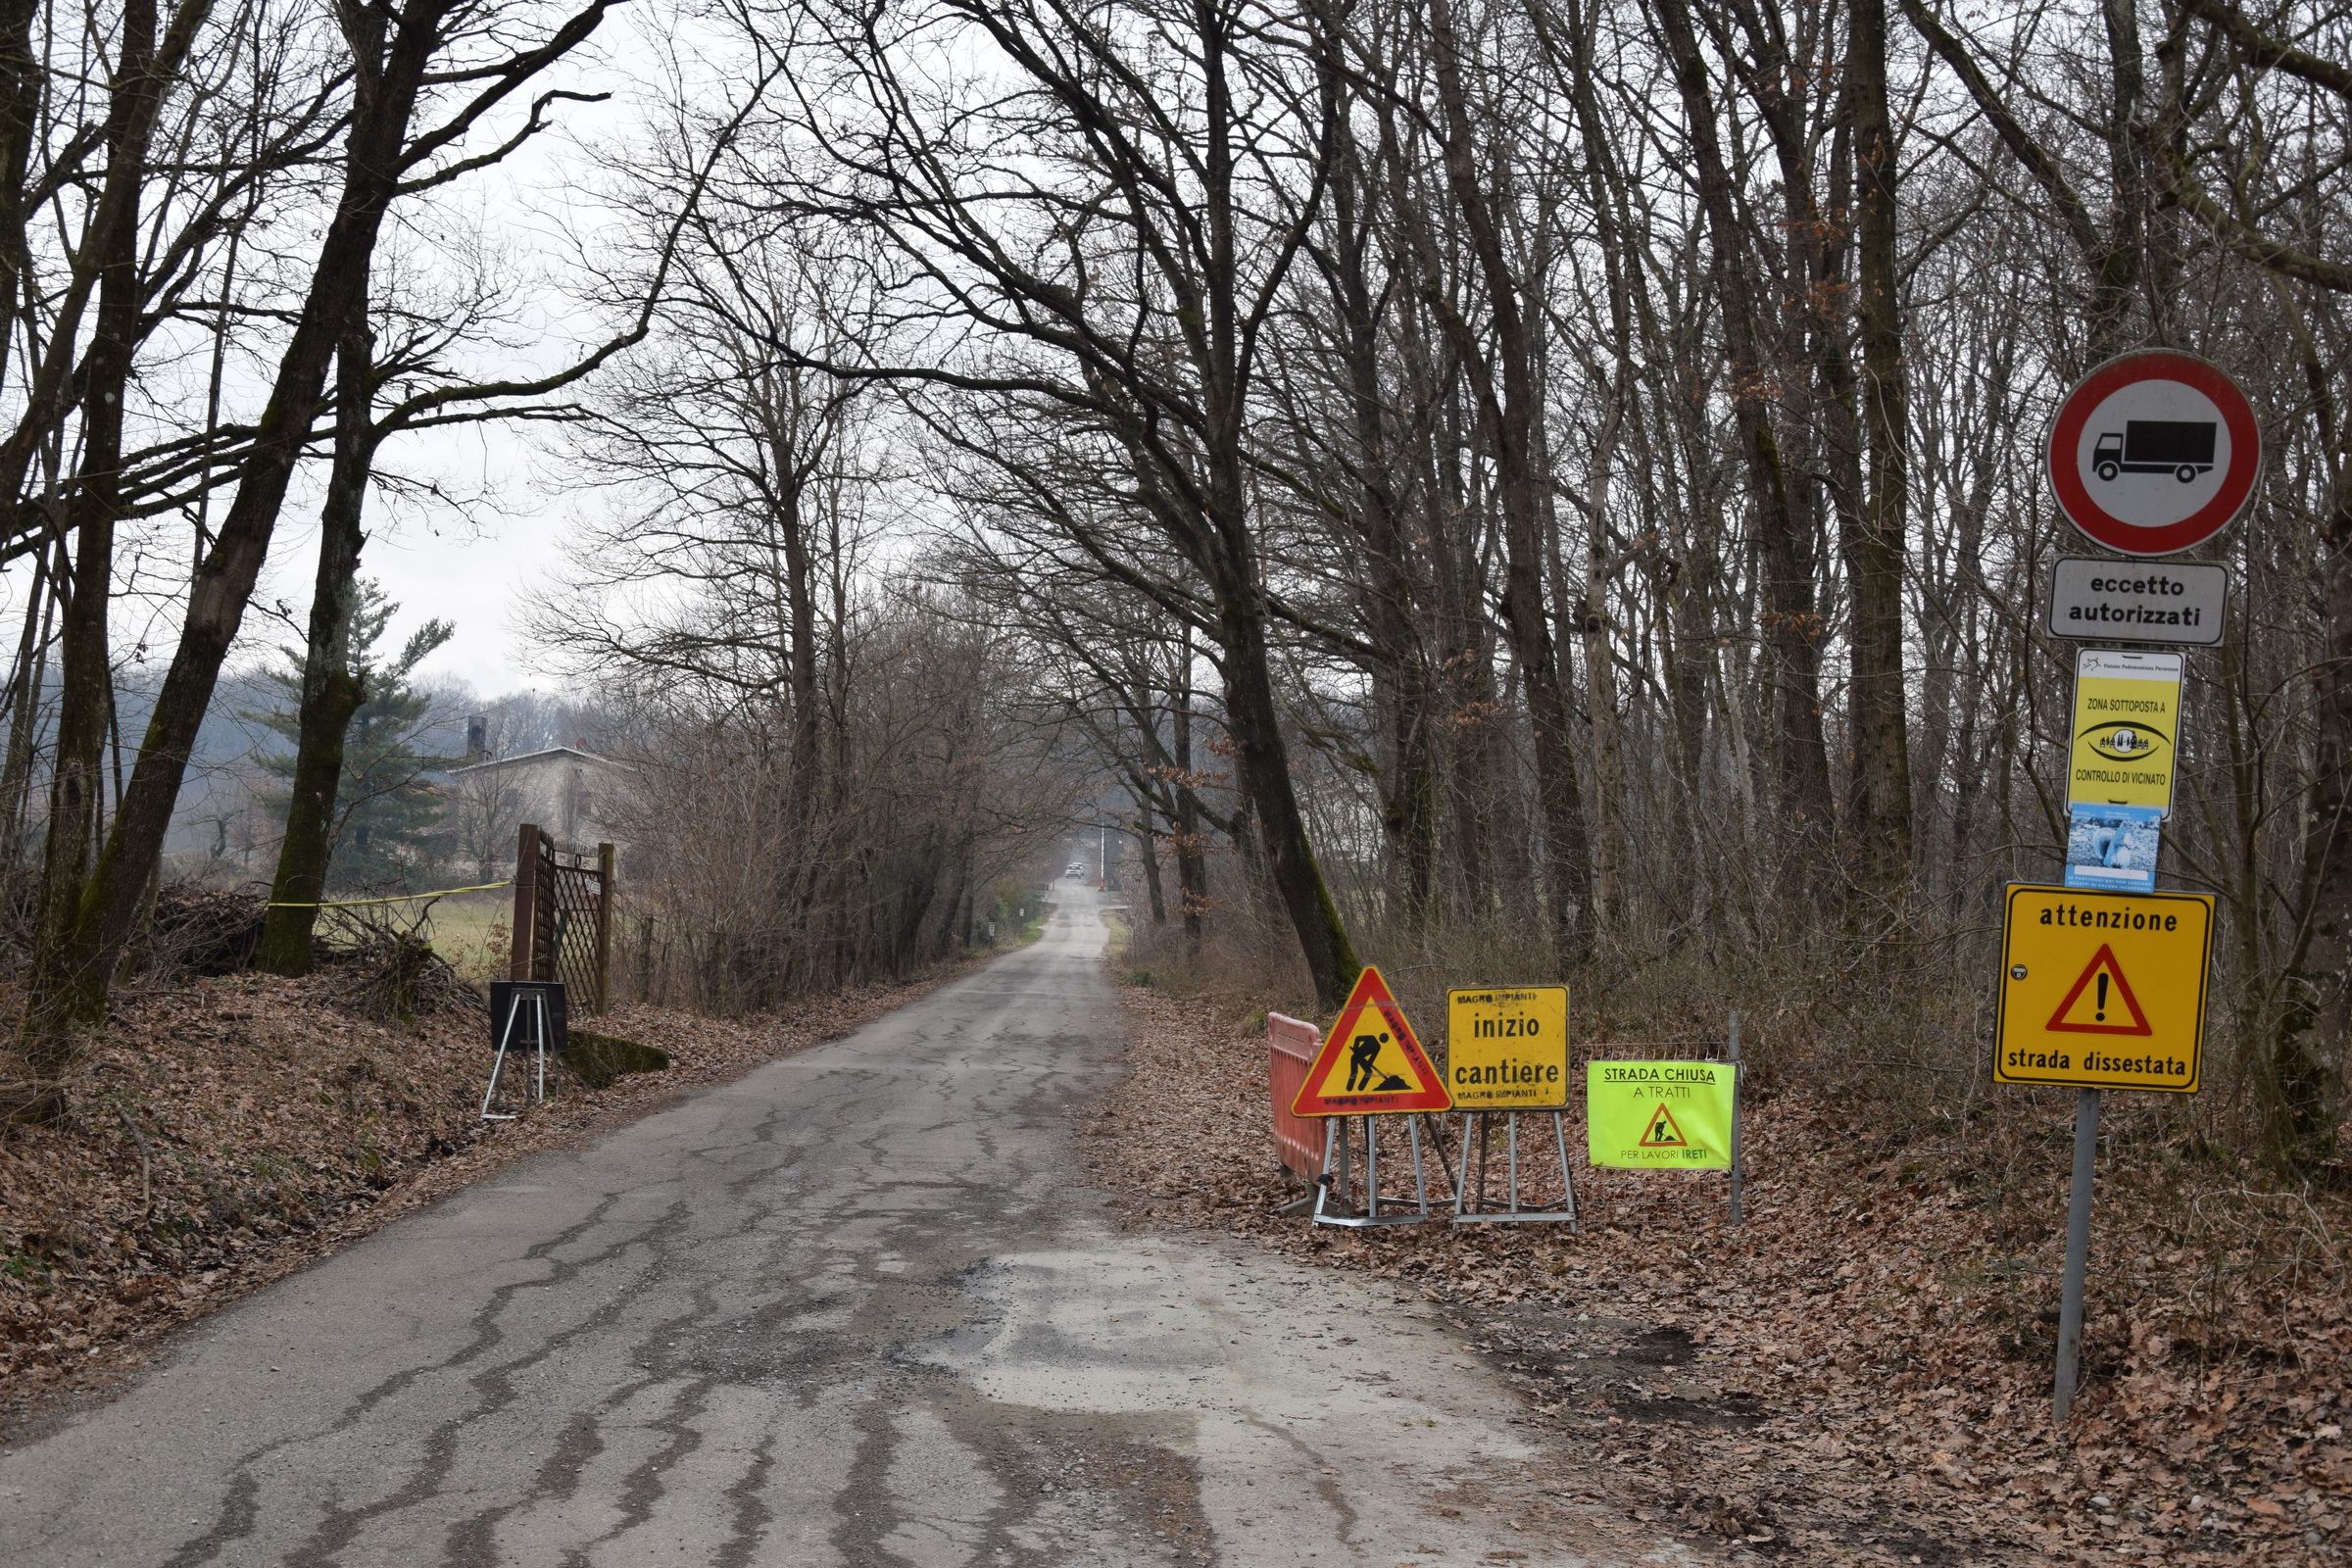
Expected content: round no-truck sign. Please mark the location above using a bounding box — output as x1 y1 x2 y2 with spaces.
2048 350 2260 557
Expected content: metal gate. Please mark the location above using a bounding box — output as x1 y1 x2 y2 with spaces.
509 823 614 1014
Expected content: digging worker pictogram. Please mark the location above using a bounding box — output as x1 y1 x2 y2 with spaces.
1290 967 1451 1116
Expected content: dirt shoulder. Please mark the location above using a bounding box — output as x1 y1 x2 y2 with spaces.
1086 986 2350 1568
0 959 978 1446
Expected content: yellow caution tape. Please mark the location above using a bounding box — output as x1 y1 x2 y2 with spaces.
266 880 513 909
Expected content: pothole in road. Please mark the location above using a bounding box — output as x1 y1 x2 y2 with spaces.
933 1396 1212 1564
654 1272 978 1387
1440 1302 1989 1564
1456 1312 1763 1432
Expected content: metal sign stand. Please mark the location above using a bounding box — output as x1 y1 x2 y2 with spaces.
1311 1114 1452 1227
1451 1110 1577 1226
480 987 553 1120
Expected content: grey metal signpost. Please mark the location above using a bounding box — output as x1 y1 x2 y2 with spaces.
2052 1087 2100 1420
1728 1012 1744 1226
2017 351 2243 1425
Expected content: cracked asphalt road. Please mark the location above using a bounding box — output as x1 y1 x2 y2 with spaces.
0 886 1632 1567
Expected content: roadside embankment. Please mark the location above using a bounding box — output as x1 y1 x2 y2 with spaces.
1090 986 2350 1568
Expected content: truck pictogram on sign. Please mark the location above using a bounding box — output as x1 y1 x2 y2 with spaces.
2091 420 2216 483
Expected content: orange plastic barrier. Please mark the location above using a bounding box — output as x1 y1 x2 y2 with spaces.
1266 1012 1325 1181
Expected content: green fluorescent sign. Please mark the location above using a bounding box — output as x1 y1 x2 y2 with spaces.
1586 1060 1734 1170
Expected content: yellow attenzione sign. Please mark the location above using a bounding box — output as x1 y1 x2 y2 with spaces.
1445 986 1569 1109
2069 648 2182 815
1995 885 2212 1093
1586 1061 1734 1169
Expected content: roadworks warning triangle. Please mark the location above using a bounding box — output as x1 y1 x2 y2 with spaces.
1638 1102 1689 1148
1290 966 1451 1117
2046 943 2153 1036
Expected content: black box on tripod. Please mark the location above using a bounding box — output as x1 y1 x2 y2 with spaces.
488 980 568 1054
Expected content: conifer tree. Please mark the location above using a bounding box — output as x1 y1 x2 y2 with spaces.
250 582 455 891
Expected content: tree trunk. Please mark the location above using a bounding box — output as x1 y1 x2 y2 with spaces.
1170 656 1208 947
1210 548 1359 1006
1563 0 1642 931
15 0 162 1107
255 300 378 976
1652 0 1834 838
770 456 825 993
1133 817 1166 926
1846 0 1915 896
0 526 61 860
22 0 457 1045
2275 469 2352 1164
1196 6 1356 1008
0 0 43 378
1326 93 1436 931
1426 0 1592 958
1581 410 1631 933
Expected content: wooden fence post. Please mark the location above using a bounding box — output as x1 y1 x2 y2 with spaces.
594 841 614 1014
510 822 541 982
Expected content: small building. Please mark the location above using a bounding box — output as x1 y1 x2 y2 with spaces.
445 745 627 873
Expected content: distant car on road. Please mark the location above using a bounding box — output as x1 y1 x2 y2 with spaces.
1066 862 1088 877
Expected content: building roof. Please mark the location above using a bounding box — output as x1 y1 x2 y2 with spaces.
447 745 628 776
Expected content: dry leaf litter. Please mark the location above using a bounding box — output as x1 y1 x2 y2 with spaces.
1086 987 2350 1568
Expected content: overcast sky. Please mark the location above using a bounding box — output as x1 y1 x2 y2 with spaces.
262 416 566 700
241 13 683 704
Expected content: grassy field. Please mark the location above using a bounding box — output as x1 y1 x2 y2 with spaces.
414 891 512 985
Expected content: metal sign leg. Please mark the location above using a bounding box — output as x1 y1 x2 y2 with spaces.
1313 1119 1338 1223
1420 1112 1459 1207
481 991 553 1121
1310 1114 1446 1229
1506 1112 1520 1212
480 998 526 1120
1408 1114 1429 1217
1728 1011 1744 1225
1452 1112 1478 1217
1552 1109 1577 1229
1467 1114 1486 1212
1336 1116 1352 1213
1452 1106 1578 1226
2054 1087 2101 1421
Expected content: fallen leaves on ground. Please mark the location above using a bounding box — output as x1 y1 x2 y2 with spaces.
0 959 970 1441
1085 987 2350 1568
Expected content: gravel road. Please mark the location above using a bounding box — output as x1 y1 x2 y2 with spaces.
0 885 1630 1567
